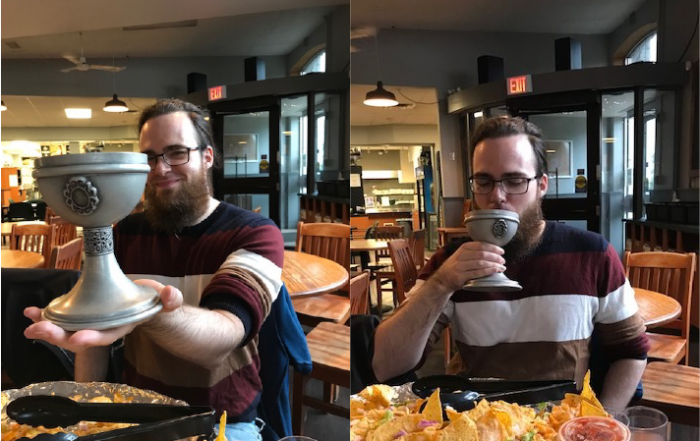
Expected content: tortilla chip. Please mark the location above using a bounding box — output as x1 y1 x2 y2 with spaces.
444 406 462 422
421 389 444 426
474 411 509 441
366 414 423 441
437 414 479 441
580 371 604 410
581 400 608 417
361 384 396 408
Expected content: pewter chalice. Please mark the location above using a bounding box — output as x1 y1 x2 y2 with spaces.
33 153 162 331
462 209 522 292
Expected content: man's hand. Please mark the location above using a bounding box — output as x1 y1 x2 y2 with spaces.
432 241 506 293
23 280 183 354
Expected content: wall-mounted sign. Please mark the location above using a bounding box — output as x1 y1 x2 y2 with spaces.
506 75 533 95
208 85 227 102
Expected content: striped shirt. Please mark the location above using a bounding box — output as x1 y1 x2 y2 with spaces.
114 201 284 421
414 221 648 385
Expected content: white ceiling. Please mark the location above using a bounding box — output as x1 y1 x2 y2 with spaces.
351 0 647 34
351 84 439 126
1 96 157 128
2 0 345 57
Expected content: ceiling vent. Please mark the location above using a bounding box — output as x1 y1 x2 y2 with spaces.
123 20 198 31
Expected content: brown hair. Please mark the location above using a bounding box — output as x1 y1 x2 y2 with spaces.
470 116 547 177
138 98 222 169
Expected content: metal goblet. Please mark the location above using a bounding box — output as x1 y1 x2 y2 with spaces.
33 153 162 331
462 209 522 292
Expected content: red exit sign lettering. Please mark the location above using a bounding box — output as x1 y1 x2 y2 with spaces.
208 85 227 101
507 75 533 95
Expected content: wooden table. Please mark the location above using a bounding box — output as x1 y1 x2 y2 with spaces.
641 361 699 426
350 239 389 252
634 288 682 328
437 227 470 247
1 220 46 237
1 249 45 268
282 250 348 297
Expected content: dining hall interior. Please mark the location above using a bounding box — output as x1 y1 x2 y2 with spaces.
349 0 698 439
1 0 700 440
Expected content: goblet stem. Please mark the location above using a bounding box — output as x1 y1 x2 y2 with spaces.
42 227 162 331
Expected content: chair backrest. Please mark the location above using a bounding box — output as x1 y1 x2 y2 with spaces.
296 221 351 270
44 207 57 222
49 237 84 271
461 199 473 226
33 202 47 222
349 270 371 315
410 229 426 270
443 228 471 247
10 223 54 268
48 216 78 247
623 251 696 338
374 226 403 257
388 239 418 304
7 202 35 221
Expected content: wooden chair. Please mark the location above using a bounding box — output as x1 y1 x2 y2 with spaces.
387 239 417 305
640 361 699 426
291 222 351 326
373 226 404 264
623 251 696 364
410 229 426 270
441 228 471 248
350 270 371 315
461 198 473 226
43 207 56 222
10 223 54 268
47 215 78 247
48 237 83 270
292 322 350 435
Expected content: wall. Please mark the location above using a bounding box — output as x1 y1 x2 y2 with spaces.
1 56 288 99
1 126 139 142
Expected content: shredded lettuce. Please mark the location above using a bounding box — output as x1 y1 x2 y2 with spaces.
520 431 535 441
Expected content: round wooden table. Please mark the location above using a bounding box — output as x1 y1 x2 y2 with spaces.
1 249 45 268
350 239 389 252
634 287 682 328
282 250 349 297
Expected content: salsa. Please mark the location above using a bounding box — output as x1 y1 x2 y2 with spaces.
559 416 631 441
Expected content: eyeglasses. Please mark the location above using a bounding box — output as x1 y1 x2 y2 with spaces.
147 146 202 170
469 175 541 195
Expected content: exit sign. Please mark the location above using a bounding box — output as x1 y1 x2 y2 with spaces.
208 85 227 101
507 75 533 95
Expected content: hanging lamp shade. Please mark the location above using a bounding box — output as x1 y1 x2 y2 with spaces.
363 81 398 107
103 94 129 113
0 101 6 111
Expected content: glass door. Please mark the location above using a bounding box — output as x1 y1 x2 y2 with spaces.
508 91 601 233
210 97 281 225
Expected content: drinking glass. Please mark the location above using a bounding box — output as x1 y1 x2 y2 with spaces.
622 406 668 441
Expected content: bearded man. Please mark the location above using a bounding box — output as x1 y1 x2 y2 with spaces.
25 99 283 441
370 116 648 411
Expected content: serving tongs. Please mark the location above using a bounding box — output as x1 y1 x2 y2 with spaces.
412 375 578 412
8 395 216 441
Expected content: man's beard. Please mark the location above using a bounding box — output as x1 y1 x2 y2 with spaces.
144 167 211 234
503 199 544 263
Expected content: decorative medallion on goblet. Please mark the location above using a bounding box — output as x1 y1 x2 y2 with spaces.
33 153 162 331
462 209 522 292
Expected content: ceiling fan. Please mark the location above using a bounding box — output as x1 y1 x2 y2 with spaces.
61 32 126 73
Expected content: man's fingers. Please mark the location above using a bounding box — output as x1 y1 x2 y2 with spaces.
159 286 183 312
24 321 71 346
459 241 505 255
24 307 44 323
68 328 127 347
134 279 166 291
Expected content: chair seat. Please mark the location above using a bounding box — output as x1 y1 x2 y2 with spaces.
292 294 351 326
646 332 687 364
306 322 351 379
640 361 699 425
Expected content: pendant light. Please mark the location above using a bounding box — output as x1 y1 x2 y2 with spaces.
364 30 398 107
0 101 6 111
103 56 129 112
103 94 128 112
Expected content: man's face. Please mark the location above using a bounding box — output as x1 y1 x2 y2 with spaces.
471 134 548 215
139 112 214 232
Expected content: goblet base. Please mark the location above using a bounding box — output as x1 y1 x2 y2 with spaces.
41 244 162 331
462 272 522 292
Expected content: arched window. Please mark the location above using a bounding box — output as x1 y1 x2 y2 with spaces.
625 32 657 65
300 50 326 75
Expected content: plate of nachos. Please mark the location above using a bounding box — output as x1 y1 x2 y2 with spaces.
351 372 611 441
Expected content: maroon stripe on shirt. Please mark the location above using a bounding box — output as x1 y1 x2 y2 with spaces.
124 356 262 419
